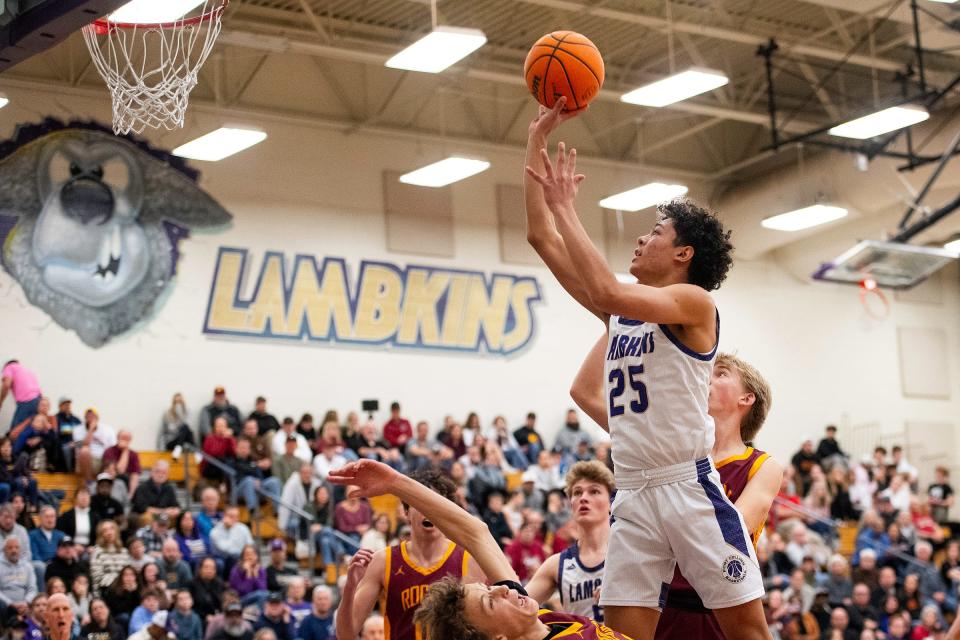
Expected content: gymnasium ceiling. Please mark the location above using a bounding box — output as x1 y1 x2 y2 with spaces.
2 0 960 184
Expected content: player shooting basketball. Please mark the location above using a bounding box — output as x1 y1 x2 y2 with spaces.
523 96 771 640
334 468 485 640
330 459 634 640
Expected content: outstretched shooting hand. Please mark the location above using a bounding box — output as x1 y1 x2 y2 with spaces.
327 459 398 499
528 96 581 140
525 141 585 212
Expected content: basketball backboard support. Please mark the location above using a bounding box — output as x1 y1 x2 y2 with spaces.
0 0 128 72
812 240 958 290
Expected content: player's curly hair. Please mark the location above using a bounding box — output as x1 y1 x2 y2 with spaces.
414 576 488 640
401 467 457 511
659 198 733 291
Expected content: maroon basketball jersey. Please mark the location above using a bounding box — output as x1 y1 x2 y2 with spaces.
381 541 469 640
538 609 634 639
655 447 770 640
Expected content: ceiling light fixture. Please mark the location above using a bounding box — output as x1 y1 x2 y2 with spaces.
828 105 930 139
386 26 487 74
399 157 490 187
110 0 207 24
173 127 268 161
620 68 729 108
599 183 688 211
761 204 848 231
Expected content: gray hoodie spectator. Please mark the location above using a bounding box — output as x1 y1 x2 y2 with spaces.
0 537 37 610
0 504 31 562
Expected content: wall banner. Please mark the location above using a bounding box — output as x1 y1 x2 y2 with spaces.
203 247 542 356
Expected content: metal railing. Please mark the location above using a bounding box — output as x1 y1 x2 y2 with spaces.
181 444 359 570
773 496 929 571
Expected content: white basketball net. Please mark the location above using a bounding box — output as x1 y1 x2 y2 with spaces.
81 1 226 135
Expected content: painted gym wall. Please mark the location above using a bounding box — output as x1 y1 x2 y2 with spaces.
0 86 958 471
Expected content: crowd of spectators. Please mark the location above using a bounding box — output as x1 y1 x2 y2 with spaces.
1 359 957 640
763 425 957 639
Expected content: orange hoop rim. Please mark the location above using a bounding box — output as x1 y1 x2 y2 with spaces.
92 0 228 33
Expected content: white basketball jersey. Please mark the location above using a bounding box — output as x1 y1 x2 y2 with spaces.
557 542 605 621
604 313 717 477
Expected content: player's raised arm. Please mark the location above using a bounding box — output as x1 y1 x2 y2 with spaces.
735 457 783 534
570 333 608 431
524 553 560 604
525 98 605 322
328 460 518 584
527 144 722 328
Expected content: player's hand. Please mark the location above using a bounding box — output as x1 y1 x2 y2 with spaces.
345 548 375 587
528 97 581 141
327 460 399 498
525 141 585 212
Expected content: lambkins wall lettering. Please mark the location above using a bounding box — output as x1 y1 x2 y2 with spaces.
203 247 542 356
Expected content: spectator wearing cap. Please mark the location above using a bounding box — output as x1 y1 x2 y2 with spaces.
57 487 98 549
0 360 41 430
512 412 544 466
272 436 303 485
381 401 412 451
44 536 87 587
264 540 296 593
54 399 80 470
127 609 171 640
248 397 280 438
271 419 311 465
134 515 172 558
73 408 117 484
254 593 295 640
208 602 252 640
201 418 236 484
816 425 847 471
89 474 125 531
791 437 819 496
0 537 37 621
100 430 141 501
130 460 181 528
295 585 335 640
198 387 241 443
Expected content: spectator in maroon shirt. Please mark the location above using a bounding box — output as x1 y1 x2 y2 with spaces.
382 402 412 450
101 430 141 500
202 418 236 483
333 486 371 543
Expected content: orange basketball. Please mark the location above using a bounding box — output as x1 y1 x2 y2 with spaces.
524 31 604 112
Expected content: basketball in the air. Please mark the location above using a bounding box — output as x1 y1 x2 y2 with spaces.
524 31 604 112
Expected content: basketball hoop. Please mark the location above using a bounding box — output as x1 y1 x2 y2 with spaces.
859 277 890 320
81 1 228 135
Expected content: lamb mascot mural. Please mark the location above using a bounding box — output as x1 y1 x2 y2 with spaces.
0 120 231 347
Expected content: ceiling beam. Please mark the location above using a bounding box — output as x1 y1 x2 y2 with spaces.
510 0 906 73
0 75 711 180
217 30 818 132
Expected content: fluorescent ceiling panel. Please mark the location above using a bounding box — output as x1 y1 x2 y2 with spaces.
599 183 688 211
110 0 206 23
761 204 848 231
173 127 268 161
399 157 490 187
621 68 729 108
386 26 487 73
829 105 930 139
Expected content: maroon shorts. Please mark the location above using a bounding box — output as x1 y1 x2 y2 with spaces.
655 604 726 639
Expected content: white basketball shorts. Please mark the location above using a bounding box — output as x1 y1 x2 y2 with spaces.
599 457 764 610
